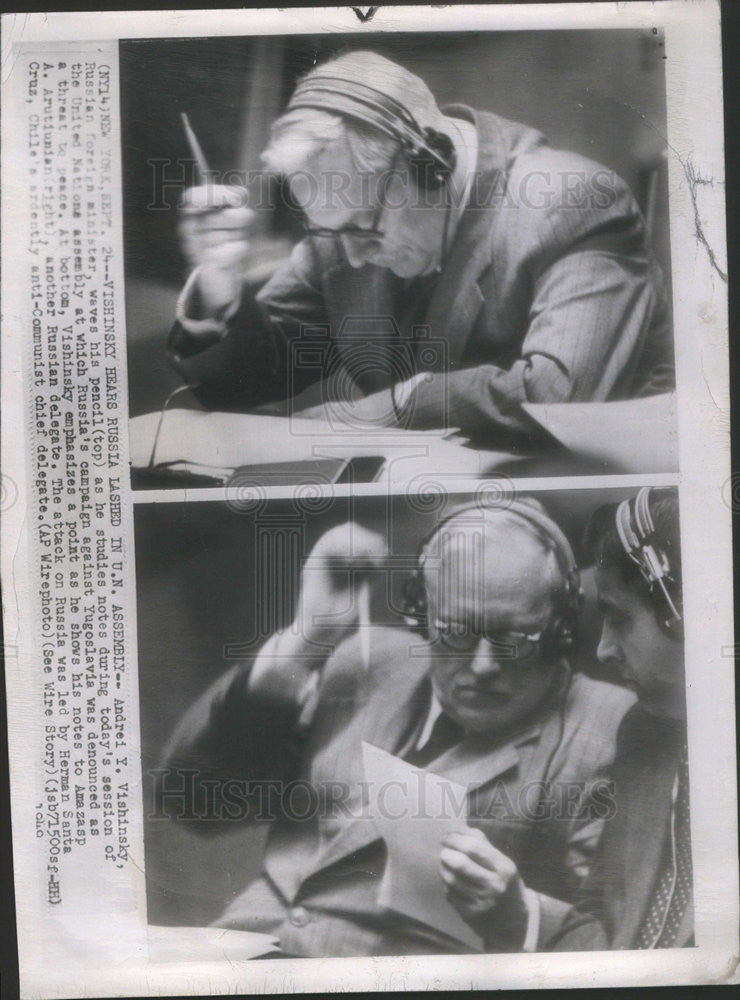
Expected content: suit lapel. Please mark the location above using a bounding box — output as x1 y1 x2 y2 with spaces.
308 696 538 879
427 723 539 792
423 107 507 366
357 658 432 757
614 752 677 948
306 669 432 876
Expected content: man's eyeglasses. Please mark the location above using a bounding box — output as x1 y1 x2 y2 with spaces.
302 190 385 240
430 620 548 661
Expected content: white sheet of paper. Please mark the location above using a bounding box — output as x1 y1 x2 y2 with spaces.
128 409 503 482
522 393 678 472
361 741 480 950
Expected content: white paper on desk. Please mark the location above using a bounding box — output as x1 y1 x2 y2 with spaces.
128 409 485 483
146 925 280 963
361 742 480 950
522 393 678 472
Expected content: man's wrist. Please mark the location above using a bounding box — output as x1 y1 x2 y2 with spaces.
478 877 533 952
247 630 313 703
176 266 242 338
391 372 427 423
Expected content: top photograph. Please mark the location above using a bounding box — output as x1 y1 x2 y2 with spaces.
124 29 677 490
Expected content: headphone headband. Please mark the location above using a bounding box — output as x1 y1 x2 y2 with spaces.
287 73 456 187
418 498 577 575
615 487 682 637
403 497 582 649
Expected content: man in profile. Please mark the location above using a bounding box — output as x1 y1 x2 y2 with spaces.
168 50 673 446
156 497 635 956
548 486 691 949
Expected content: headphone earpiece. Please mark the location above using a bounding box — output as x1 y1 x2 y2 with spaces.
405 127 456 190
401 569 430 638
401 498 582 651
615 487 683 639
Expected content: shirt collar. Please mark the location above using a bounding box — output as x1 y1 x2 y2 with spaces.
443 113 479 236
414 689 446 750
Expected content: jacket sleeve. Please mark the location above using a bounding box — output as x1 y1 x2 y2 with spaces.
541 702 653 951
519 680 636 949
471 777 616 954
529 776 616 949
540 855 611 951
398 158 674 445
166 239 329 411
153 658 307 833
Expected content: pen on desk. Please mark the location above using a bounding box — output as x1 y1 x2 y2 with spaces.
180 112 212 184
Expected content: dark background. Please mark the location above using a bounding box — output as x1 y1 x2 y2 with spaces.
120 29 672 416
135 485 650 928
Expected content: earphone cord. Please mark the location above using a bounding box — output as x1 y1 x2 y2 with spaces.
148 382 200 469
655 574 682 625
436 180 453 274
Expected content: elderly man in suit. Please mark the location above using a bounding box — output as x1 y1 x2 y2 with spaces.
169 51 673 447
157 498 635 956
454 487 692 951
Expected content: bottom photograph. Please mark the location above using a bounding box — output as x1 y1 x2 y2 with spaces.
134 484 690 959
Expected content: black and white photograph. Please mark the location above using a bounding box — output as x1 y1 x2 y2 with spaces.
0 4 734 997
123 28 678 489
136 485 691 957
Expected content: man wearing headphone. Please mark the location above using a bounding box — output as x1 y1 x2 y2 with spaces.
169 50 673 445
544 485 692 949
454 487 691 951
158 497 635 956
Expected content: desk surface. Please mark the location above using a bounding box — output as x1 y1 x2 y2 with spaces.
129 410 499 487
128 395 678 490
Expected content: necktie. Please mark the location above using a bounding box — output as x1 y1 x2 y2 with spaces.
404 711 464 769
636 742 692 948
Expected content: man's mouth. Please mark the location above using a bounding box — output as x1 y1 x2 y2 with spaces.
455 684 512 703
617 666 636 686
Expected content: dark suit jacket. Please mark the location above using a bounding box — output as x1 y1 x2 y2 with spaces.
545 704 692 951
159 627 635 957
168 108 673 445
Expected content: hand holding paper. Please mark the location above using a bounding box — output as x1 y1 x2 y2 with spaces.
440 826 528 946
361 741 482 950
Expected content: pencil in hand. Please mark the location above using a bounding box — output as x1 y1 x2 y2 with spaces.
180 112 212 184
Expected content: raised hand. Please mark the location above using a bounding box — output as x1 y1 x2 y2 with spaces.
178 184 253 319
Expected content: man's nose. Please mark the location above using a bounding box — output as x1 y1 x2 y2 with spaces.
468 638 505 678
341 235 379 268
596 625 619 665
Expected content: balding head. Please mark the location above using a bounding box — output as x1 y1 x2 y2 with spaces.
421 508 565 630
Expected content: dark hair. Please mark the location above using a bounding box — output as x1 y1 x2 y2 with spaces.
583 488 681 594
